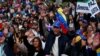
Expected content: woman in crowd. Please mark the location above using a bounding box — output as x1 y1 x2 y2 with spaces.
23 36 44 56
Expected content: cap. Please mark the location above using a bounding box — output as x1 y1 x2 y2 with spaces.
0 32 3 37
53 21 60 28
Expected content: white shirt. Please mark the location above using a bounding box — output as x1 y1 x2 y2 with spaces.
34 52 38 56
52 35 60 56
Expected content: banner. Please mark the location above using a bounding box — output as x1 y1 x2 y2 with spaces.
88 0 100 16
76 0 90 13
76 0 100 16
76 2 90 13
55 8 68 34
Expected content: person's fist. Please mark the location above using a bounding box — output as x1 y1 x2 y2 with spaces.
93 33 100 48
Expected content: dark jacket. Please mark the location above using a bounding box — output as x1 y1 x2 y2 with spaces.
64 40 97 56
44 31 69 56
4 35 15 56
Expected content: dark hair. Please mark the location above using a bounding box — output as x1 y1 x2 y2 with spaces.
32 37 42 50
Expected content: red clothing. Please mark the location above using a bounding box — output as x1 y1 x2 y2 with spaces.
0 23 2 29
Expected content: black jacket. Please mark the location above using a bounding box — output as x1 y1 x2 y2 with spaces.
44 31 69 56
64 40 97 56
4 35 15 56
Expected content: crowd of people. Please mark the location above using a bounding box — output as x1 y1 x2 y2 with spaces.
0 0 100 56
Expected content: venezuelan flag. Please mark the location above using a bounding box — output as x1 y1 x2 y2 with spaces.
76 29 86 40
55 8 68 34
97 48 100 56
97 48 100 53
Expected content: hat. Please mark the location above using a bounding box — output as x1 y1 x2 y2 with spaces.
0 32 3 37
53 21 60 28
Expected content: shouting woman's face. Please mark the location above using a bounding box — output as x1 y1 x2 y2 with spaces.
32 38 40 48
87 25 93 32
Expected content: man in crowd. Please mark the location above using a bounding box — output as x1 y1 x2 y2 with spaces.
44 21 69 56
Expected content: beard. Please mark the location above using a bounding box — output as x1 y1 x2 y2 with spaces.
54 32 60 36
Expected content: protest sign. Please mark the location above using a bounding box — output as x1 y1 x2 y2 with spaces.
76 0 90 13
88 0 100 16
76 0 100 16
76 2 90 13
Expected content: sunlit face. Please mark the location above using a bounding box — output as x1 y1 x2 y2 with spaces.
87 25 93 32
63 7 69 15
32 38 40 48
